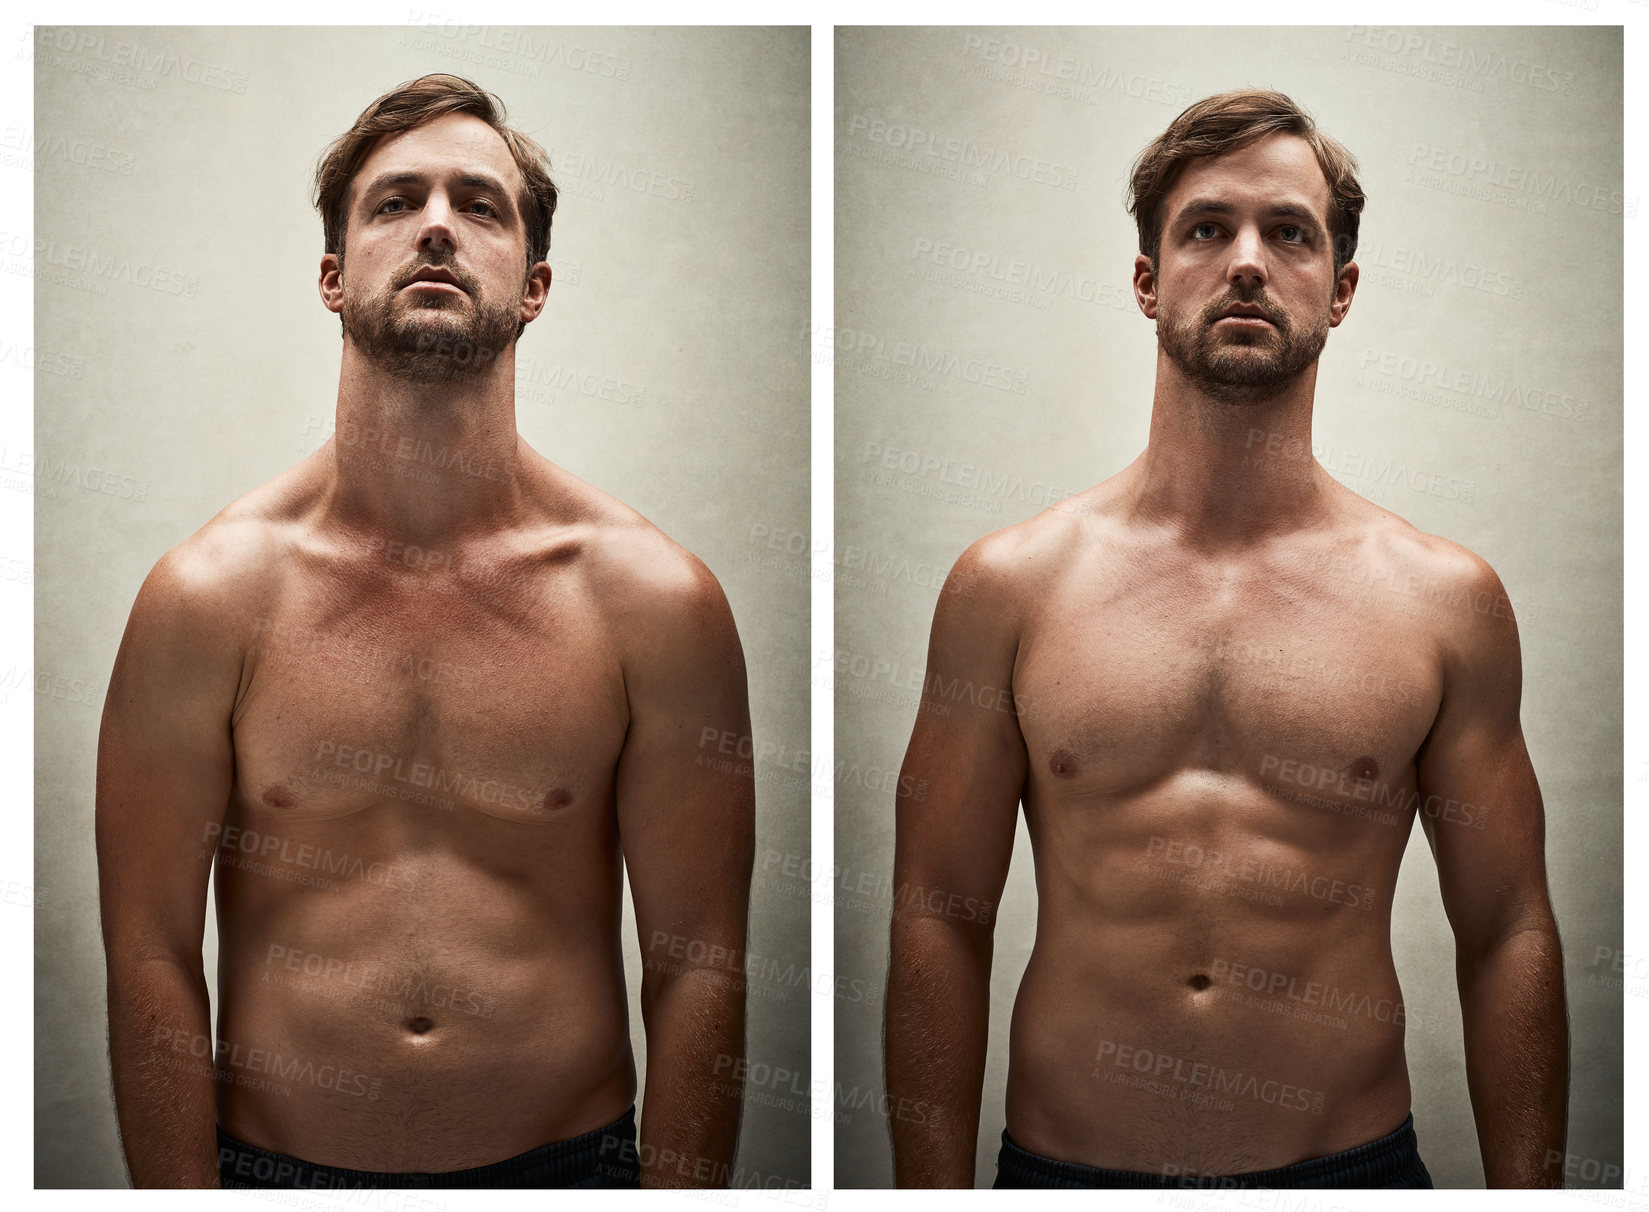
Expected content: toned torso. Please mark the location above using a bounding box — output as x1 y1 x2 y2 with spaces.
208 444 654 1171
998 475 1476 1176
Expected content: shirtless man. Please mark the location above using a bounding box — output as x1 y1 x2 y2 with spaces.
95 74 754 1189
884 89 1566 1189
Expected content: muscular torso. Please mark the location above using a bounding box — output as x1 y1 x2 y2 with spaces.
1002 490 1454 1176
210 457 640 1171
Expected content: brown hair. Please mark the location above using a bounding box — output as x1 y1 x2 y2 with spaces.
313 73 558 268
1126 89 1364 277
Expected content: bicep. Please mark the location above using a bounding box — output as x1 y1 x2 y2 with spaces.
1417 595 1552 954
614 575 756 975
893 559 1027 933
95 556 241 966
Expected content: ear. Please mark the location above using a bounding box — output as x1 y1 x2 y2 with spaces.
318 253 344 316
1133 254 1159 320
1329 261 1358 328
518 261 553 326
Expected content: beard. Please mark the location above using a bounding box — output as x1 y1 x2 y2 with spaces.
340 250 521 384
1157 284 1332 407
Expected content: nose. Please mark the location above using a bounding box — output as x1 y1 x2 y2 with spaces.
416 192 457 255
1226 223 1266 293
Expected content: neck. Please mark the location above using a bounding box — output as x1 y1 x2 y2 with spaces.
1126 351 1333 546
324 337 529 545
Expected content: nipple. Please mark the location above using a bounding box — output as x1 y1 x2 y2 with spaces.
535 788 574 816
1048 748 1079 778
1348 756 1379 782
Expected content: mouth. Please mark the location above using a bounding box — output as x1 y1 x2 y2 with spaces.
402 267 466 293
1215 304 1273 326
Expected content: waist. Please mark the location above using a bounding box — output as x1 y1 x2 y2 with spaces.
218 1105 641 1188
214 933 634 1168
997 1113 1429 1188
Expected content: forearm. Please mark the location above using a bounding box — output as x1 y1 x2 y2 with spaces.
1458 922 1568 1187
638 966 747 1188
105 954 220 1188
884 913 992 1188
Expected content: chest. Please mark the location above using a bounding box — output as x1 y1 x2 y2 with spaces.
1012 558 1443 801
230 570 627 828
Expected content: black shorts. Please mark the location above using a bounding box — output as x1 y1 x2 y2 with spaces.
217 1105 640 1189
994 1113 1433 1188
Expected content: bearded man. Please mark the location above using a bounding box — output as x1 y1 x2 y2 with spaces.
96 74 755 1189
884 88 1567 1189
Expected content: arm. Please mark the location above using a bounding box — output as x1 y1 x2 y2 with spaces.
885 538 1028 1188
1416 555 1567 1188
615 554 755 1189
96 545 244 1187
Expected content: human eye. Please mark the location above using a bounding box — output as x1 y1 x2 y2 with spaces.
1189 221 1220 240
376 196 409 214
1277 224 1309 244
468 199 498 218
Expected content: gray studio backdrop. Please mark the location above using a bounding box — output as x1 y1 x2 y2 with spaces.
834 25 1621 1189
33 25 809 1188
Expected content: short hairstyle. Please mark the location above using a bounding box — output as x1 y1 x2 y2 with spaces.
1126 88 1364 277
313 73 558 267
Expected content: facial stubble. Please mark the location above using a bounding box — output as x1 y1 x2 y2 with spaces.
340 250 523 384
1156 280 1334 407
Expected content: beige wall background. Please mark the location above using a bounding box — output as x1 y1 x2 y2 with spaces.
33 25 810 1188
834 25 1621 1189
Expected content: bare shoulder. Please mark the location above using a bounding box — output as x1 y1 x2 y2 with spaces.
1349 498 1521 659
531 458 737 642
130 465 318 642
942 484 1117 619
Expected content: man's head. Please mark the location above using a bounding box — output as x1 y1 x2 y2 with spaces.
313 75 557 378
1127 90 1363 405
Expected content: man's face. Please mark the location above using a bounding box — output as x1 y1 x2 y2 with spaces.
321 111 549 382
1137 132 1356 405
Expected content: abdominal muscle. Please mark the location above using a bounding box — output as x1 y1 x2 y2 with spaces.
210 801 636 1174
1003 778 1415 1177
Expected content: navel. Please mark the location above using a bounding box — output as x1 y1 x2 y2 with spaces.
405 1016 434 1035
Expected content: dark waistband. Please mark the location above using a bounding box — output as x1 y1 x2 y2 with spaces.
217 1105 639 1189
998 1113 1425 1189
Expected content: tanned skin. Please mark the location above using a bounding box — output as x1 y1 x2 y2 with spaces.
885 133 1566 1188
97 111 754 1188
